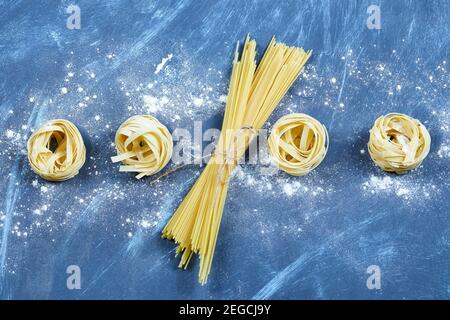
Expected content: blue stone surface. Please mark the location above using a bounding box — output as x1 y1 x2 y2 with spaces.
0 0 449 299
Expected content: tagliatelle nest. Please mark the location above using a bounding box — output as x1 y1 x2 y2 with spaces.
27 119 86 181
268 113 328 176
111 115 173 179
368 113 431 174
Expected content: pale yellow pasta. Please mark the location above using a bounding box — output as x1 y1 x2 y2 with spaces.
162 35 311 285
27 119 86 181
268 113 328 176
111 115 173 179
368 113 431 174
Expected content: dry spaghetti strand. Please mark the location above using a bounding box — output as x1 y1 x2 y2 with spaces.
162 35 311 284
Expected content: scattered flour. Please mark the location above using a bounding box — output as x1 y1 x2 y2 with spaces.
282 183 296 196
432 109 450 162
143 95 162 113
361 175 438 201
218 95 227 103
232 165 332 199
5 129 15 139
438 145 450 159
154 53 173 74
192 97 204 107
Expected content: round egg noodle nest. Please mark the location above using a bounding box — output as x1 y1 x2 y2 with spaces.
368 113 431 174
268 113 328 176
27 119 86 181
111 115 173 179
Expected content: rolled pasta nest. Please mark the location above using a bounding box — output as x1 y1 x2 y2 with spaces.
268 113 328 176
27 119 86 181
111 115 173 179
368 113 431 174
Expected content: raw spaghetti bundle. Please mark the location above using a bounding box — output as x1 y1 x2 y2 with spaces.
368 113 430 174
268 113 328 176
27 119 86 181
162 35 311 284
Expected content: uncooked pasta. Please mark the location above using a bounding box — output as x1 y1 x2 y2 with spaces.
111 115 173 179
162 35 311 285
268 113 328 176
27 119 86 181
368 113 431 174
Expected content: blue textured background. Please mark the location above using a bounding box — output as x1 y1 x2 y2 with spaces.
0 0 449 299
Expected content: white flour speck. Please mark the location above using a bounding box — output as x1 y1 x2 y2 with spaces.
192 97 204 107
282 182 303 197
361 174 438 203
438 144 450 159
143 95 162 113
155 53 173 74
5 129 15 139
160 96 169 105
218 95 227 103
